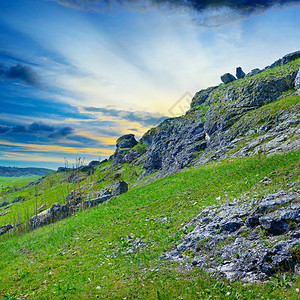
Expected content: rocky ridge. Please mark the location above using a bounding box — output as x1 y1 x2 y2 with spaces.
109 52 300 181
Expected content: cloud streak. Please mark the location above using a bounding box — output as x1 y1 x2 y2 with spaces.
51 0 300 18
81 106 168 127
0 122 75 140
0 63 40 86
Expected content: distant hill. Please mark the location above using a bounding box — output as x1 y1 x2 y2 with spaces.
0 166 54 177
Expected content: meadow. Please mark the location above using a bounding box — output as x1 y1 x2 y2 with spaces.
0 150 299 299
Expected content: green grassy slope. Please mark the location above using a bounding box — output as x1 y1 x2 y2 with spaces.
0 151 299 299
0 161 143 228
0 176 41 190
0 167 53 178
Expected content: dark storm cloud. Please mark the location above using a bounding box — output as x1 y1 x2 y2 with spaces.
48 127 74 139
83 106 167 126
28 122 55 133
51 0 300 14
0 63 40 86
0 122 75 140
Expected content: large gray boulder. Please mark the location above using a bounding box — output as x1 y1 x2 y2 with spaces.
0 224 13 236
236 67 245 79
246 68 261 77
81 180 128 208
88 159 108 167
295 67 300 92
30 203 71 229
77 165 94 175
12 196 26 204
107 180 128 197
0 201 9 208
116 134 138 149
220 73 236 84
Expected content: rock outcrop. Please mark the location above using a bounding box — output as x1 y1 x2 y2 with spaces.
115 52 300 180
296 67 300 92
268 50 300 69
163 190 300 282
116 134 138 149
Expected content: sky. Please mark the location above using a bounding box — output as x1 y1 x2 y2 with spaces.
0 0 300 170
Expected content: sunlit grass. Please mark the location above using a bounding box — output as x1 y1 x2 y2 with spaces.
0 150 299 299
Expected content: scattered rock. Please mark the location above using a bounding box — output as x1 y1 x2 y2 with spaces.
0 224 13 236
12 196 26 204
0 210 11 217
88 159 108 167
57 167 70 172
0 201 9 208
77 165 94 175
246 68 261 77
107 180 128 197
221 73 236 84
80 180 128 208
236 67 245 79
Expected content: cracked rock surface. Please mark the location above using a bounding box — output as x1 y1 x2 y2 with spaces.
163 190 300 282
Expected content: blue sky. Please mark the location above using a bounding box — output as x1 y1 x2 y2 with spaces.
0 0 300 169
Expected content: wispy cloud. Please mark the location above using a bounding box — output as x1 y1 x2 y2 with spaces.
80 105 167 127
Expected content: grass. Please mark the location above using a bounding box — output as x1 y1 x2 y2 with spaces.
0 176 41 190
0 160 146 228
0 150 299 299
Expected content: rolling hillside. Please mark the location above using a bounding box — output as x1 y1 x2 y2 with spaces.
0 166 54 178
0 52 299 299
